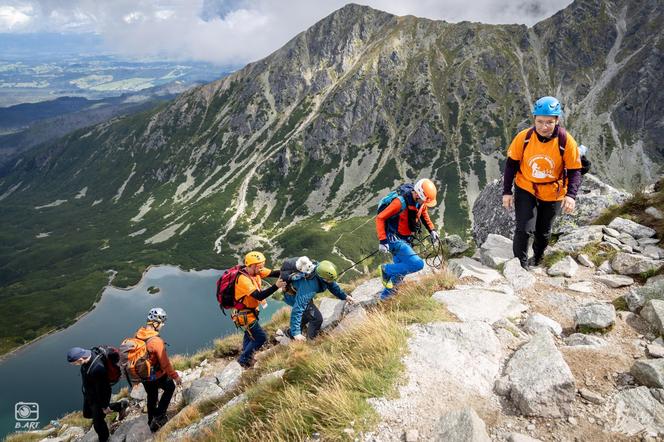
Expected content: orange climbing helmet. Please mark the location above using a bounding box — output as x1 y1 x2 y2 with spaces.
244 251 266 266
414 178 437 207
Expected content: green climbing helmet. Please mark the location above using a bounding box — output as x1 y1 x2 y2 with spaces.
316 260 338 282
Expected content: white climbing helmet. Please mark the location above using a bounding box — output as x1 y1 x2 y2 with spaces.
147 307 167 324
296 256 316 274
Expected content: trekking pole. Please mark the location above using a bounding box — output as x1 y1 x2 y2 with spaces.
338 250 380 277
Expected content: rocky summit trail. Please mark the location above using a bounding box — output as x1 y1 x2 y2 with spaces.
28 212 664 442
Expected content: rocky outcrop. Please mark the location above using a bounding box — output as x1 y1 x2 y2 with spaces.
503 331 576 417
479 234 514 268
613 387 664 436
447 257 504 284
574 302 616 330
472 177 630 245
433 285 527 323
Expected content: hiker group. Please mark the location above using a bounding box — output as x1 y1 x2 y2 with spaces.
66 95 588 441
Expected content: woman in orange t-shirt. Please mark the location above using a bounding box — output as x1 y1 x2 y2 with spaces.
502 96 583 269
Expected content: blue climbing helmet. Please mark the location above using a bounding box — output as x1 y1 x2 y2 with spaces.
532 96 562 116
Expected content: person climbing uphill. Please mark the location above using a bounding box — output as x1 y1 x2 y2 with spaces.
282 259 354 341
234 251 285 368
67 347 128 442
376 179 439 299
134 308 181 432
502 96 583 270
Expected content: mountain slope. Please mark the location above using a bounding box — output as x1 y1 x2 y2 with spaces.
0 0 662 355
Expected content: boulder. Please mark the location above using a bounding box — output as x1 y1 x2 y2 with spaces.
331 306 367 336
608 217 656 239
349 278 382 307
433 285 527 323
447 257 503 284
182 376 224 405
574 302 616 330
503 258 536 291
547 256 578 278
432 407 491 442
643 245 664 260
617 233 639 248
216 361 243 390
598 260 613 273
647 274 664 286
443 234 470 256
603 226 621 238
576 254 595 268
641 300 664 334
522 313 562 337
603 234 622 246
564 333 608 347
640 237 661 246
631 359 664 388
109 416 152 442
409 322 502 398
549 226 604 254
611 252 662 275
613 387 664 436
129 383 147 401
646 207 664 220
579 388 603 404
595 274 634 288
504 331 576 417
319 297 345 329
648 344 664 359
624 289 646 313
479 234 514 268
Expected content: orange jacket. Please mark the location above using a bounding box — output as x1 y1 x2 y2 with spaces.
376 197 435 242
136 327 180 381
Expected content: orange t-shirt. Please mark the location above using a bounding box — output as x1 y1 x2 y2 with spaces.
507 128 582 201
235 268 272 309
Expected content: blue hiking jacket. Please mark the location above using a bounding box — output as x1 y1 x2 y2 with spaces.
284 272 347 336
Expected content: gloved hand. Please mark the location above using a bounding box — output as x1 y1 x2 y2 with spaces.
429 230 440 244
345 295 355 304
379 243 389 253
293 334 306 342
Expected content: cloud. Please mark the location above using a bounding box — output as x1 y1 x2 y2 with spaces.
0 4 33 31
0 0 574 65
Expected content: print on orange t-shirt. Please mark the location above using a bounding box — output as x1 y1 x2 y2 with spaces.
507 128 582 201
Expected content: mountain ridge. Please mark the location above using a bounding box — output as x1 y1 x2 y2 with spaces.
0 0 662 355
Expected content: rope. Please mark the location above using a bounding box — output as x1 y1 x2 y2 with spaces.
338 250 380 277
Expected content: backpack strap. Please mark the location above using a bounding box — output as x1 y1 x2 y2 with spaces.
557 127 567 163
521 127 535 158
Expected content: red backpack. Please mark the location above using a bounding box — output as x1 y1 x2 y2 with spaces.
90 346 122 385
215 265 248 314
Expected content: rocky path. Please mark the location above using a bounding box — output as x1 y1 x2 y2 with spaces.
364 217 664 442
27 215 664 442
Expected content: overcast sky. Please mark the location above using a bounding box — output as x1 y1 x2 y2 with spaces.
0 0 574 65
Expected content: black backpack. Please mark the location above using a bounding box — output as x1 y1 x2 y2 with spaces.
90 346 121 385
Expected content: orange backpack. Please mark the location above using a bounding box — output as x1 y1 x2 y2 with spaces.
119 336 155 385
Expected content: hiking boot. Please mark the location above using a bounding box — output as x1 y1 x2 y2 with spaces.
519 259 530 271
149 414 168 433
528 255 543 267
238 358 255 369
380 265 393 289
118 400 129 421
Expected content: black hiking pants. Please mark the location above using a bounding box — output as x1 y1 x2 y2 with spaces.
301 301 323 340
142 375 175 423
513 185 562 264
87 401 125 442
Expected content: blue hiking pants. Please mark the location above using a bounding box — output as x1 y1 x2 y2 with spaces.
381 239 424 298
